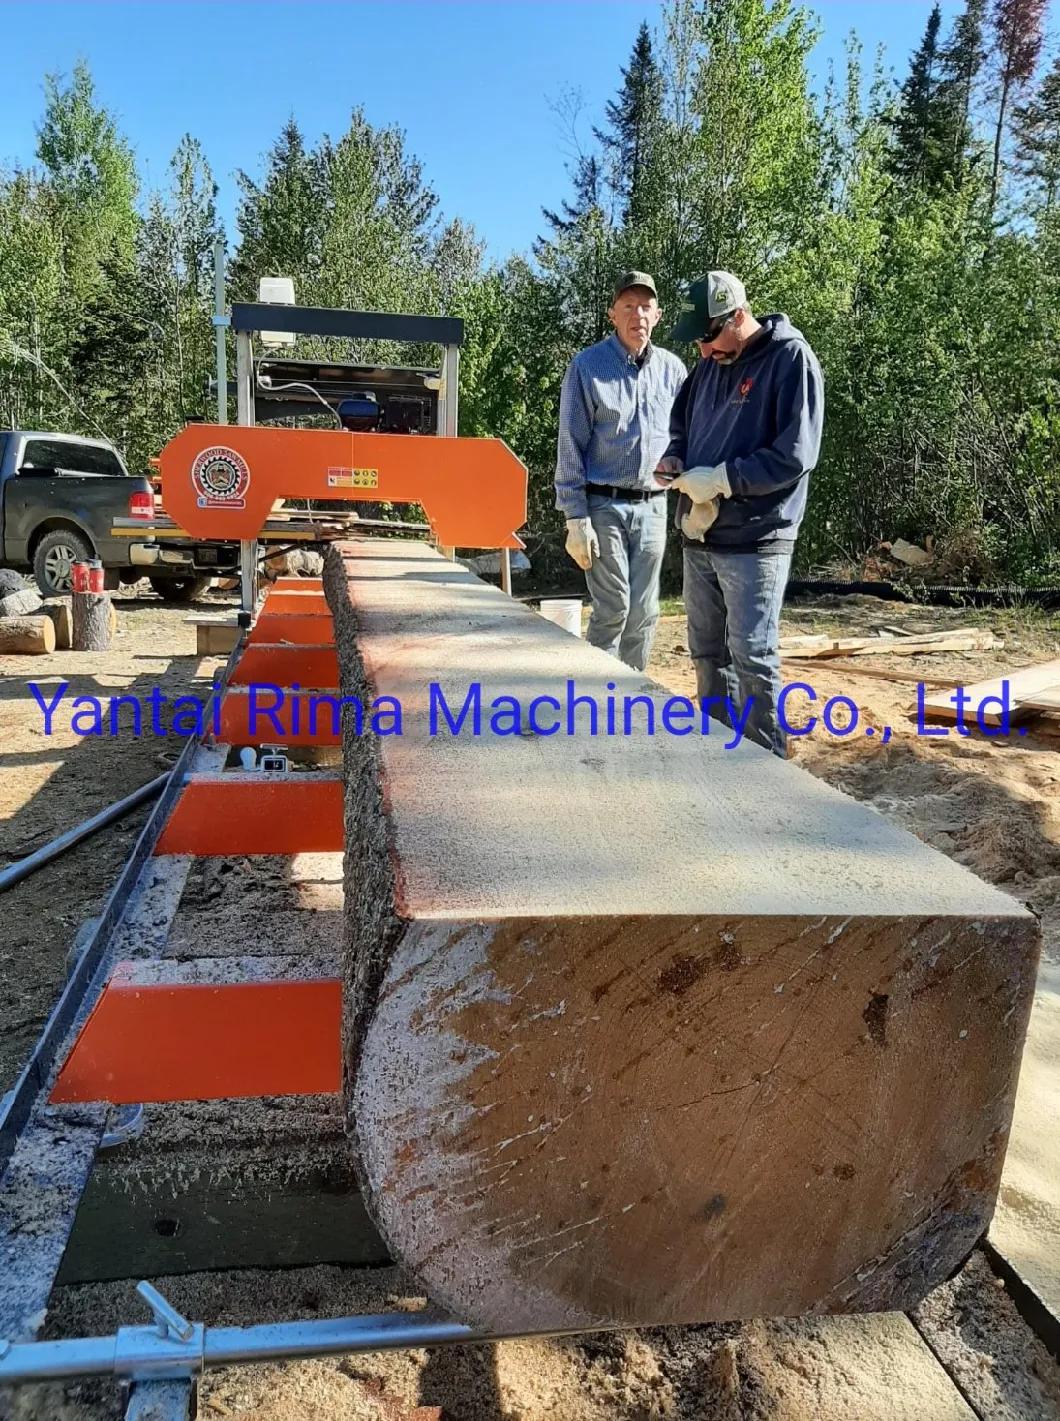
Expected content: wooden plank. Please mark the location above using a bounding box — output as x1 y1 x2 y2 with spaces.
323 539 1040 1335
919 658 1060 724
1017 684 1060 713
193 619 240 655
778 628 996 658
783 659 959 688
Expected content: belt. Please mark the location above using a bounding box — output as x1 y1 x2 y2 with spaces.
585 482 666 502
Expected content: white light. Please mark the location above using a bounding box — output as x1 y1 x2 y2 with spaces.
258 277 297 348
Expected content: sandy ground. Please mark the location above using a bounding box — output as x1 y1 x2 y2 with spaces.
0 586 227 1092
2 585 1059 1419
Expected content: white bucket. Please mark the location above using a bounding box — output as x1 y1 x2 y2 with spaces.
538 598 583 637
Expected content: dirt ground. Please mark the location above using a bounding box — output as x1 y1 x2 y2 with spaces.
2 583 1059 1420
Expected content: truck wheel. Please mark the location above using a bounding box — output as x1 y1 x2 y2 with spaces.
148 574 212 604
33 528 93 596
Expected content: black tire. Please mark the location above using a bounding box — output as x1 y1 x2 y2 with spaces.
148 574 212 603
33 527 94 597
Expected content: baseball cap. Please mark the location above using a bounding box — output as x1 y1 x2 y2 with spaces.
613 270 659 301
671 271 747 341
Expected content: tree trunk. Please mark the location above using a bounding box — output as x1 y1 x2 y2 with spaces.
0 615 56 655
72 591 113 652
990 70 1012 214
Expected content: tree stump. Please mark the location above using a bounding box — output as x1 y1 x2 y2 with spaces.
323 540 1040 1335
0 616 56 654
72 591 112 651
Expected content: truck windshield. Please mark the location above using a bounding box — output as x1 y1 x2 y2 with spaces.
20 439 126 477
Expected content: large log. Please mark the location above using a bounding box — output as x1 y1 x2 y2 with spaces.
39 599 73 650
0 615 55 654
323 540 1040 1335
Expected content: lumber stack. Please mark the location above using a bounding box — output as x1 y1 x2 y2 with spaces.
324 540 1040 1333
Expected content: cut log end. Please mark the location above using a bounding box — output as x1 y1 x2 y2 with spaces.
0 614 56 655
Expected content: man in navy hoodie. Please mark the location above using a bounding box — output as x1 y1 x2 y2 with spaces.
656 271 823 757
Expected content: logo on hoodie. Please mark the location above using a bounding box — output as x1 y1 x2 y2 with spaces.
730 375 754 407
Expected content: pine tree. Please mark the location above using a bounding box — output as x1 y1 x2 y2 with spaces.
596 22 665 230
229 119 327 299
1013 53 1060 213
935 0 987 181
886 4 945 185
988 0 1047 213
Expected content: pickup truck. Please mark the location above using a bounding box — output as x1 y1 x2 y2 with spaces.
0 430 234 600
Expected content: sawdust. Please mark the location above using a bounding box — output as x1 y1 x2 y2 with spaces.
914 1252 1060 1419
15 1259 1005 1420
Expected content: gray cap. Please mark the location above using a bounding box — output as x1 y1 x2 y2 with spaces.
613 270 659 300
671 271 748 340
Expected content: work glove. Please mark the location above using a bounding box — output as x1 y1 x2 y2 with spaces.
565 517 600 571
671 464 731 504
680 498 720 541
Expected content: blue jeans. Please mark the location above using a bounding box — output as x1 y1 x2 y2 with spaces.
585 493 668 672
683 545 793 757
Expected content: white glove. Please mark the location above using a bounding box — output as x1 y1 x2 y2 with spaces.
680 498 720 541
565 517 600 571
671 464 731 504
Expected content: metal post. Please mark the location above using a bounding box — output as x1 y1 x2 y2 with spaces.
443 344 459 439
235 331 257 616
212 238 228 426
235 331 254 426
500 548 512 596
437 343 460 560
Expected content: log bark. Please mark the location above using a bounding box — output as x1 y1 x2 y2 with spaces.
72 591 112 651
323 541 1040 1334
0 615 55 654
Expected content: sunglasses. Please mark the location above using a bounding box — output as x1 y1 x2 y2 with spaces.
696 314 732 344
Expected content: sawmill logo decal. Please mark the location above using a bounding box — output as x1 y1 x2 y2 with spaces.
191 445 251 509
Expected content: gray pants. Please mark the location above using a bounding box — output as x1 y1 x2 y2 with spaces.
683 544 793 757
585 492 668 672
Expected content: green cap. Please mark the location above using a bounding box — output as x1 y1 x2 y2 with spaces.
613 270 659 300
671 271 747 341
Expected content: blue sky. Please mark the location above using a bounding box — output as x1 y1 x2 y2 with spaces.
1 1 1054 261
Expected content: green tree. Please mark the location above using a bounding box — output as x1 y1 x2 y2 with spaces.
886 4 945 186
987 0 1047 213
597 22 666 234
229 119 327 299
1013 53 1060 214
935 0 988 183
36 60 139 296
